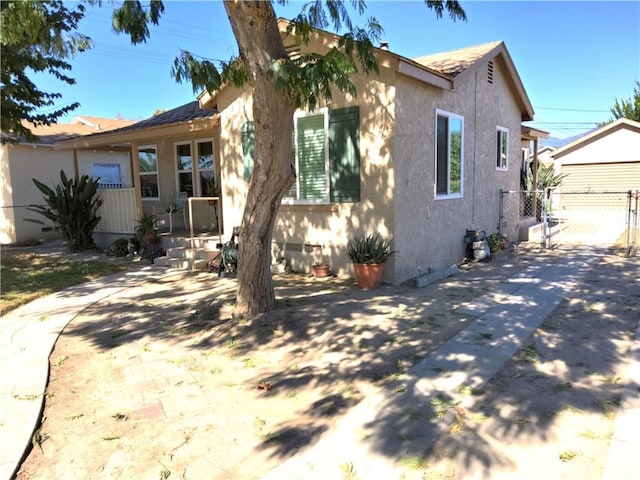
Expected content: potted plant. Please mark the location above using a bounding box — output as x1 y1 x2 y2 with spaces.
487 232 508 253
312 262 330 278
135 213 159 244
346 233 395 289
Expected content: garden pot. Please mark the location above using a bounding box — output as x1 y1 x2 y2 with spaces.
141 231 158 245
312 264 330 278
353 263 384 289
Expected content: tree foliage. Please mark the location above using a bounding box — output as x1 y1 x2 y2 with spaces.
0 1 91 142
109 0 466 317
603 80 640 123
9 0 466 315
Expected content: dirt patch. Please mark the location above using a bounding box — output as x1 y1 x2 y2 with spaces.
420 253 640 479
15 246 638 480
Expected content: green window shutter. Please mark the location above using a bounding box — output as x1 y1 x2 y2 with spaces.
242 121 255 182
329 106 360 202
285 129 297 199
297 114 326 200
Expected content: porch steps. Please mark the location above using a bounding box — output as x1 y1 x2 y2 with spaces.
154 234 221 270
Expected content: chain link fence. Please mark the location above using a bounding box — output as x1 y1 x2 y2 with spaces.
500 189 639 256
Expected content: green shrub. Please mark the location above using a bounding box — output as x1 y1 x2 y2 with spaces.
27 170 103 252
346 233 395 264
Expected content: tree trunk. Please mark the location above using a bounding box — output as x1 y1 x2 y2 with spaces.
224 1 297 317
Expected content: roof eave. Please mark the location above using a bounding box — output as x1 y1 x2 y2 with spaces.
452 42 534 121
552 117 640 158
521 125 549 141
398 60 454 90
54 115 219 150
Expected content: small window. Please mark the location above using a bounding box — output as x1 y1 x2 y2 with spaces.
197 140 217 196
175 142 194 197
138 145 158 199
92 163 121 189
435 110 464 198
496 127 509 170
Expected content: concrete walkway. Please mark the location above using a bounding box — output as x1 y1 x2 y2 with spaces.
261 247 639 480
1 246 638 480
0 266 177 480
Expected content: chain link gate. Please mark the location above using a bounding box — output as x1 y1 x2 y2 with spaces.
626 190 639 256
499 189 639 256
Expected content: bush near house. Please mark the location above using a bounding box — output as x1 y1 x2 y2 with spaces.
27 171 103 252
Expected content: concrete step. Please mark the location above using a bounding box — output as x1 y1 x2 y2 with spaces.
165 246 217 260
161 236 222 250
154 249 219 270
153 257 211 270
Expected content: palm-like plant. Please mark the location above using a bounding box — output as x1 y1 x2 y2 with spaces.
521 164 568 220
27 171 103 252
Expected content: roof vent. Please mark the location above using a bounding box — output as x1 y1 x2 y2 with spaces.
488 61 494 84
380 41 389 51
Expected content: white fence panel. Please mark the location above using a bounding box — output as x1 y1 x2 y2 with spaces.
97 188 137 233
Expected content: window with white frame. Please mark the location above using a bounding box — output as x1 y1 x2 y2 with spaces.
496 127 509 170
92 163 121 189
242 106 361 204
175 142 194 197
286 109 330 203
197 140 216 196
435 110 464 198
138 145 158 199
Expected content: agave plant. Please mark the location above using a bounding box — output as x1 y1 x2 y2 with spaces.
27 170 103 252
346 233 395 264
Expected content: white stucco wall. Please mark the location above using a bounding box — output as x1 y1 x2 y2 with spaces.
1 145 73 243
1 144 130 244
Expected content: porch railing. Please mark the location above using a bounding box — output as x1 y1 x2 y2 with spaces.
96 187 137 234
188 196 223 270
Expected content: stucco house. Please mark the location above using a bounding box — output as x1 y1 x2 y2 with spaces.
0 116 134 244
56 24 544 285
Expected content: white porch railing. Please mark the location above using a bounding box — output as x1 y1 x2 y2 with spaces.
96 188 137 233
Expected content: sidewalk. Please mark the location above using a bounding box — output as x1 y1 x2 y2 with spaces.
2 246 638 480
0 266 177 480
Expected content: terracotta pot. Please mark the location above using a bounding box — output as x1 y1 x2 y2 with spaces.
353 263 384 290
312 264 330 278
141 231 158 244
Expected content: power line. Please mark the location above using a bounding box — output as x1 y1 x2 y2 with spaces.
536 106 609 113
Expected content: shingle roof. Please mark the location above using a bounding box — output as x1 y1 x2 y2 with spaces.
1 118 136 145
413 41 503 77
70 115 135 130
89 101 218 137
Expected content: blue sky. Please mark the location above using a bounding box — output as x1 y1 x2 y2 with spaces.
39 0 640 139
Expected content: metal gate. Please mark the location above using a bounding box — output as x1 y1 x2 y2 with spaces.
499 189 639 256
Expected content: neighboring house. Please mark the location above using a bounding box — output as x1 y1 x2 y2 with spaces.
550 117 640 194
56 22 544 285
0 116 134 244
